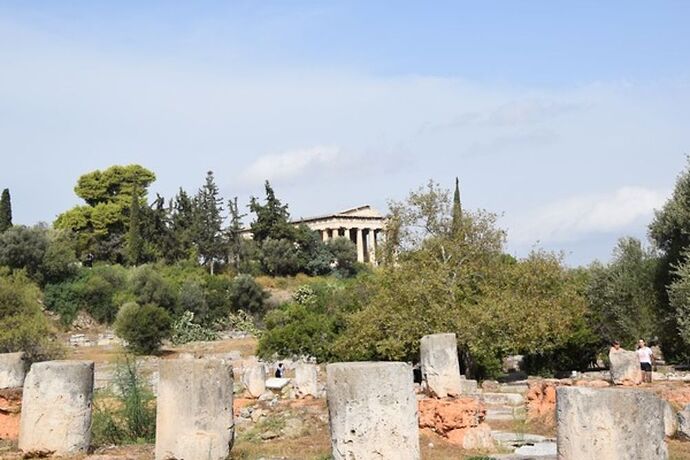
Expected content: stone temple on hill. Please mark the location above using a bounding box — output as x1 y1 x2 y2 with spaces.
292 205 386 264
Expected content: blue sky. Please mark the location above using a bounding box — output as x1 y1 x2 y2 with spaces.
1 1 689 265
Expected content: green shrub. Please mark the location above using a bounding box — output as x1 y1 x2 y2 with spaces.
327 237 358 276
114 302 171 354
220 309 262 337
258 303 341 361
92 357 156 446
178 280 208 321
79 264 127 323
230 274 268 314
43 280 82 325
171 311 218 345
0 271 63 362
205 275 234 322
260 238 301 276
130 265 177 313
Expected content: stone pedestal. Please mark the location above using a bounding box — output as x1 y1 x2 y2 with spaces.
241 363 266 398
156 358 234 460
295 363 319 397
327 362 420 460
609 350 642 385
0 352 25 389
557 386 667 460
19 361 94 456
420 333 462 398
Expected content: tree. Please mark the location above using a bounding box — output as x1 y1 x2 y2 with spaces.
649 159 690 359
54 165 156 262
260 238 302 276
0 189 12 232
249 181 294 243
127 188 144 265
327 238 358 276
227 197 246 272
585 238 659 348
0 225 49 281
164 189 196 263
451 177 462 237
193 171 225 273
331 181 585 377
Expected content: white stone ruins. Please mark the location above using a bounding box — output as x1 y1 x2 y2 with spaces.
0 352 25 389
420 332 462 398
557 386 668 460
19 360 94 456
156 358 234 460
326 362 420 460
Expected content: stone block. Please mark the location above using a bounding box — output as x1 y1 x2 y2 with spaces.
241 363 266 398
663 400 677 437
420 333 462 398
265 377 290 390
556 386 667 460
294 363 319 397
0 352 25 389
481 392 525 406
608 350 642 385
327 362 420 460
155 358 234 460
459 378 478 394
19 361 94 456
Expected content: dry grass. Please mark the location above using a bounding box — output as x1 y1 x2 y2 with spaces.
670 439 690 460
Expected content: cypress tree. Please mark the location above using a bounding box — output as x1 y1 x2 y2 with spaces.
127 188 144 265
193 171 225 273
0 188 12 232
451 177 462 236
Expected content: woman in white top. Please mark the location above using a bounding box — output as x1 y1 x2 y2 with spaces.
636 339 654 383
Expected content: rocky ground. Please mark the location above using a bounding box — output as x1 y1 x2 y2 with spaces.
3 332 690 459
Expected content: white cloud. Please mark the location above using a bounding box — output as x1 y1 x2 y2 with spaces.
240 146 340 185
506 186 671 245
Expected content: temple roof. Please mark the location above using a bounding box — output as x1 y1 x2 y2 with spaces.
292 205 384 224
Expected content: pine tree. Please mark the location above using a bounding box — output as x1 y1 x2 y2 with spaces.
127 188 144 265
227 196 246 271
0 188 12 232
194 171 225 273
249 181 294 242
166 189 196 262
451 177 462 237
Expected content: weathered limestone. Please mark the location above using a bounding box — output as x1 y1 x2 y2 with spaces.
19 361 94 456
420 333 462 398
608 349 642 385
294 363 319 397
556 386 667 460
241 363 266 398
156 358 234 460
678 404 690 440
459 378 478 395
663 400 678 437
327 362 420 460
0 352 25 389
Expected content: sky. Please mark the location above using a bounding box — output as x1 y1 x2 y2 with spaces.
1 1 689 266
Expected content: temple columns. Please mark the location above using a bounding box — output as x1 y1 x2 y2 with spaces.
356 228 365 262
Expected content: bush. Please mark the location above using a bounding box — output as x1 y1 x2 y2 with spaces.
130 265 177 313
171 311 218 345
0 271 63 362
80 266 127 323
178 280 208 322
43 280 82 325
260 238 301 276
114 302 172 354
0 225 48 281
92 357 156 446
327 238 358 276
230 274 268 314
204 275 234 323
258 302 341 361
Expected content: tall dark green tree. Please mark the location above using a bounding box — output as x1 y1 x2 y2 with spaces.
227 196 246 272
127 188 144 265
451 177 462 237
163 189 196 262
0 188 12 233
249 181 294 242
193 171 225 273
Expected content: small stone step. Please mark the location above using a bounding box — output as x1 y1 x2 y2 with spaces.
481 392 525 406
486 407 525 421
498 384 529 394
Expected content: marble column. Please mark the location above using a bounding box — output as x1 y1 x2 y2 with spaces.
356 228 365 262
332 228 339 239
322 229 329 242
369 229 377 265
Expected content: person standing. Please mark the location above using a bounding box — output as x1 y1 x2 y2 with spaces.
636 339 654 383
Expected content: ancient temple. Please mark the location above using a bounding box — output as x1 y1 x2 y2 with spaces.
292 205 386 264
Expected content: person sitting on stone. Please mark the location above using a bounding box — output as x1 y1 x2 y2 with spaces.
636 339 654 384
